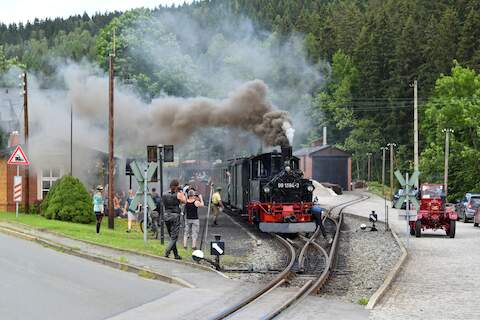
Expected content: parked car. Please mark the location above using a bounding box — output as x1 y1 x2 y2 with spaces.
392 188 418 209
455 193 480 222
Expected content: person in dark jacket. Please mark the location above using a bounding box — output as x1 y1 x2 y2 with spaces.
162 179 186 259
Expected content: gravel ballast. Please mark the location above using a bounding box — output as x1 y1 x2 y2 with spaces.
319 214 401 303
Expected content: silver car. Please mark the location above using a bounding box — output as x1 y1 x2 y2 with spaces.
456 193 480 222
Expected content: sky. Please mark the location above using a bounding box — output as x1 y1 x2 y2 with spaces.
0 0 193 25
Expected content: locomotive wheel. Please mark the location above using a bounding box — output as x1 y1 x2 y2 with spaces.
474 222 479 227
449 220 456 238
415 220 421 238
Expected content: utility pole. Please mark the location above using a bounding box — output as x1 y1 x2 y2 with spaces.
387 143 397 196
22 72 29 212
107 34 115 229
442 128 454 198
366 153 372 181
381 146 388 228
411 80 419 187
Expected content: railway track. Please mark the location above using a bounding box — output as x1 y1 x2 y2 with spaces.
210 195 369 320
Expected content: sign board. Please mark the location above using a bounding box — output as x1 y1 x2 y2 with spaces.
394 170 420 210
13 176 22 202
210 241 225 256
7 145 30 165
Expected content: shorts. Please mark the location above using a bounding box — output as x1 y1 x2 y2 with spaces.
127 211 138 220
95 211 103 216
184 219 200 242
212 205 221 217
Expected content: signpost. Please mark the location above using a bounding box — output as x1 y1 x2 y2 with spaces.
395 170 420 244
129 160 157 244
210 234 225 270
7 145 30 218
147 145 174 245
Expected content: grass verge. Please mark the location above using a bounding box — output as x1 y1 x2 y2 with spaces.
366 181 393 200
0 212 191 258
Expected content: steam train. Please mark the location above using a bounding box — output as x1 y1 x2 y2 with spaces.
212 146 316 233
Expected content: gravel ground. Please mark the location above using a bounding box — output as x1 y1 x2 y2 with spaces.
319 214 401 303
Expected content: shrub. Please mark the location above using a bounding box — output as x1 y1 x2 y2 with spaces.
41 175 94 224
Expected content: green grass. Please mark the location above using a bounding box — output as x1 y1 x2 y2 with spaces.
357 297 369 305
367 181 393 200
0 212 191 258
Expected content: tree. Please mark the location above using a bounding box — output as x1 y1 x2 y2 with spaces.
41 175 95 224
421 63 480 200
457 8 480 71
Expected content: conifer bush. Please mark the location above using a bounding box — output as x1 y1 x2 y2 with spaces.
40 176 94 224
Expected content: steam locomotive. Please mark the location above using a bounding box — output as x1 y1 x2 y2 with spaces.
212 146 316 233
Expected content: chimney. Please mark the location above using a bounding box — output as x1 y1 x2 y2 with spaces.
323 126 327 146
8 131 20 147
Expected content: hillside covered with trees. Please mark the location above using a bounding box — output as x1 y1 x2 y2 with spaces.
1 0 480 199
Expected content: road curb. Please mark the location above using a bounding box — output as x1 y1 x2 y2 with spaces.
365 224 407 310
0 224 195 289
2 220 229 279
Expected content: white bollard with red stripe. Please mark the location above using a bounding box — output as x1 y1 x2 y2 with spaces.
14 175 22 218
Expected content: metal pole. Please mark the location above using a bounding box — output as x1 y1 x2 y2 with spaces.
70 103 73 175
443 128 453 198
108 53 115 229
23 72 29 213
413 80 419 188
387 143 396 231
158 145 165 245
16 165 19 218
381 146 387 229
201 185 215 251
143 168 148 244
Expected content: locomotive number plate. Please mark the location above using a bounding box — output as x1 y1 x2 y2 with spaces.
278 182 300 188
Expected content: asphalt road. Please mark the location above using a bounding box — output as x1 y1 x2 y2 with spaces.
0 232 179 320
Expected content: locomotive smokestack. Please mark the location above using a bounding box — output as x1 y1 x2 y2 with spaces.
281 145 292 161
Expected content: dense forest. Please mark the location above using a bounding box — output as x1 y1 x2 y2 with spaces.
1 0 480 199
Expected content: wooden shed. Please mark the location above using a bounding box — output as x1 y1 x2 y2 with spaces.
294 145 352 191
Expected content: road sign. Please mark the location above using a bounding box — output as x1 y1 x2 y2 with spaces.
130 160 159 244
7 145 30 165
13 176 22 202
394 170 420 210
210 241 225 256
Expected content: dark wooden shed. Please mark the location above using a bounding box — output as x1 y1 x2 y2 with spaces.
294 145 352 191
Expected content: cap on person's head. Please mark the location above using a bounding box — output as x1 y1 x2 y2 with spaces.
96 185 104 191
188 190 195 197
216 186 222 191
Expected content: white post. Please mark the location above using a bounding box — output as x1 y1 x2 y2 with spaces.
143 168 148 244
323 126 327 145
413 80 419 188
16 165 19 218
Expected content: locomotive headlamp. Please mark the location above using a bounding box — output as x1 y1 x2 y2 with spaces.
263 186 271 193
285 166 291 173
307 185 314 192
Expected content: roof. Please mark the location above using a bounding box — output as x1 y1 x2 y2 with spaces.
293 145 330 156
294 145 350 157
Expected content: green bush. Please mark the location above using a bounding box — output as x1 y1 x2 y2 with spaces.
40 175 94 224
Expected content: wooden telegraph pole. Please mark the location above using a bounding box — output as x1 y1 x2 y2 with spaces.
23 72 29 213
107 35 115 229
442 128 454 198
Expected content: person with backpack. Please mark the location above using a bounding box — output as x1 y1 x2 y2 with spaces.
183 190 204 250
162 179 186 259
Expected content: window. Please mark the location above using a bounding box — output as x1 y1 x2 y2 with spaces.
41 168 61 199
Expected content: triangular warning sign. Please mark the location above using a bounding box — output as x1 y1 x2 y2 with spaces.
7 145 30 165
